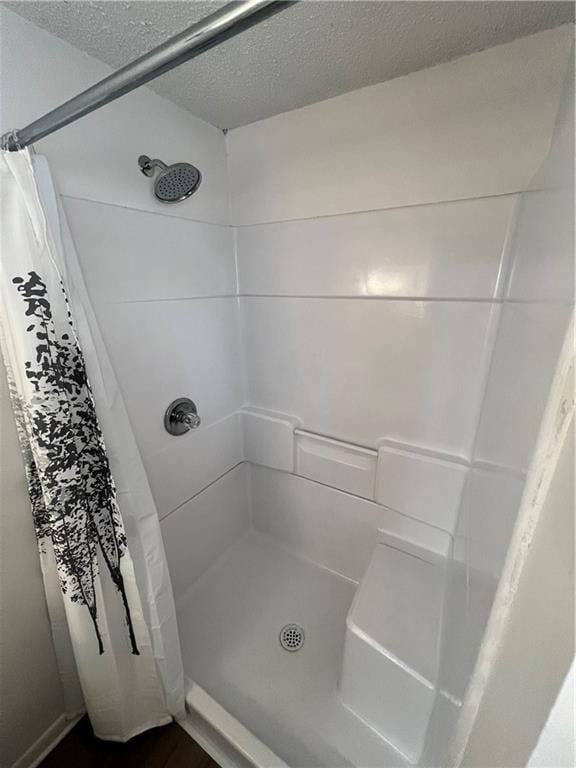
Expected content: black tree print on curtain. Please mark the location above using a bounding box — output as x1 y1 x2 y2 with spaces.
10 270 139 655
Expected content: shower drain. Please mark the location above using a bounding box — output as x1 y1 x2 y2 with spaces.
279 623 305 652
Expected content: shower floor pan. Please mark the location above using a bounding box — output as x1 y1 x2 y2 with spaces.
176 530 409 768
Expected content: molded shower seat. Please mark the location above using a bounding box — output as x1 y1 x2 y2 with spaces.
339 540 445 763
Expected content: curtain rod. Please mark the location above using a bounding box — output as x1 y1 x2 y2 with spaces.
1 0 295 152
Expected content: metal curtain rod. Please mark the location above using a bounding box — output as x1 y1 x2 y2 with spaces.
1 0 295 152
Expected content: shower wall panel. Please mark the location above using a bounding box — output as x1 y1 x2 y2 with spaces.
236 196 516 299
228 29 573 761
228 27 572 226
68 199 236 304
161 464 252 601
64 188 242 524
241 297 496 457
422 59 574 764
66 196 243 518
230 24 572 531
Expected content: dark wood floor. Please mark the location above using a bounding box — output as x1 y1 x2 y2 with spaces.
39 716 219 768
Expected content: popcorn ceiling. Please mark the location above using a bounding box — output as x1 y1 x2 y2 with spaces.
5 1 573 129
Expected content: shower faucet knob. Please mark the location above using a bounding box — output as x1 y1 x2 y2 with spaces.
179 411 201 430
164 398 201 436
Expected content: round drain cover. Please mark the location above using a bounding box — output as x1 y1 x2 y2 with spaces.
279 623 305 652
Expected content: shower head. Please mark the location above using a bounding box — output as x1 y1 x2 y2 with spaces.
138 155 201 203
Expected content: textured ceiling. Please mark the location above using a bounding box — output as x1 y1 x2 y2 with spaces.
5 1 574 129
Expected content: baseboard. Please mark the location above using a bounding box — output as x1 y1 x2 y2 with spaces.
10 712 84 768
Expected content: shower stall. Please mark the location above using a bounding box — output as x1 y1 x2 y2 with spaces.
1 2 573 767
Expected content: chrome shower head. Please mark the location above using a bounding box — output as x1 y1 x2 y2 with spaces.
138 155 201 203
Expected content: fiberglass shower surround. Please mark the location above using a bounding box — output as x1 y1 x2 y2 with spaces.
1 3 573 767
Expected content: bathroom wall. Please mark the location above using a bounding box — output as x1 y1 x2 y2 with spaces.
1 7 572 765
529 661 575 768
461 411 574 767
226 25 573 763
0 362 67 768
67 199 243 520
422 55 575 764
0 6 245 519
228 24 572 532
0 7 241 765
228 25 571 227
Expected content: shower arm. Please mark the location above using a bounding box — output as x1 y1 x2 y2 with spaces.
0 0 296 152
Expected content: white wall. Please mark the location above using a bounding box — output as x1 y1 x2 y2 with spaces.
457 404 574 767
228 24 572 525
423 53 574 765
227 26 573 763
528 661 575 768
0 362 66 768
0 7 244 524
0 15 228 224
69 197 244 518
0 7 242 765
1 8 572 765
228 26 571 226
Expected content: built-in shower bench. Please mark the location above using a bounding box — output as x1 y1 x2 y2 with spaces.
339 536 446 763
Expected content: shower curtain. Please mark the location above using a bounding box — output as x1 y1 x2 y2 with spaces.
0 148 185 740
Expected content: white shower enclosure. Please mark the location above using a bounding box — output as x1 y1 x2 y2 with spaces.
162 29 574 765
2 6 573 768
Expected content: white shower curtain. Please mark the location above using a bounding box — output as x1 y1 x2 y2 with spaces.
0 148 185 740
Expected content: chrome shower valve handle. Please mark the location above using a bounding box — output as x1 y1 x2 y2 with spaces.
175 410 201 429
164 398 201 436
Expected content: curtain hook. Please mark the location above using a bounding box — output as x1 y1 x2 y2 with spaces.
0 129 24 152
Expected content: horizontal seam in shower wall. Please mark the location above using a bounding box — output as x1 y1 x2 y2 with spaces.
115 294 238 304
110 295 573 305
232 190 525 228
158 457 455 543
61 189 540 230
158 469 360 588
60 194 233 229
238 296 574 304
239 295 501 303
470 459 527 478
248 461 455 542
